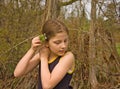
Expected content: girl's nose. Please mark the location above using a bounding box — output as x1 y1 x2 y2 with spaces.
61 42 66 49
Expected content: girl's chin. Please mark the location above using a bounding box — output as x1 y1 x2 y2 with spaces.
51 51 66 57
58 52 65 56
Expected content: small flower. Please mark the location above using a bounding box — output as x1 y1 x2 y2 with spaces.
39 33 47 42
43 33 47 40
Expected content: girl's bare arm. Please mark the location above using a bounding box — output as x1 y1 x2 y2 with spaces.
14 36 41 77
40 51 75 89
14 48 40 77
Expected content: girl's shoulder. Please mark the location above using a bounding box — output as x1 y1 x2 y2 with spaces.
59 51 75 74
60 51 75 62
64 51 75 58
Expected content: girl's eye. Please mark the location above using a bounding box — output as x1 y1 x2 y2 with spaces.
54 41 61 44
64 39 68 43
64 39 69 43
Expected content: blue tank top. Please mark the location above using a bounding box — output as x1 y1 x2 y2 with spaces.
38 56 73 89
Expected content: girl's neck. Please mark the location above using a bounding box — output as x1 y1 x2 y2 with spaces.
48 53 58 61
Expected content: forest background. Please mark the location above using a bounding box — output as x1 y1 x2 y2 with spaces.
0 0 120 89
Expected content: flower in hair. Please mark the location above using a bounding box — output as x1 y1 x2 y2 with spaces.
39 33 47 42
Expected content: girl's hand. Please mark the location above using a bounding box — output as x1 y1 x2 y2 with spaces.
31 36 42 51
40 47 50 60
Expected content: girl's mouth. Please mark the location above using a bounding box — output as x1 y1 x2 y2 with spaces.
59 50 65 53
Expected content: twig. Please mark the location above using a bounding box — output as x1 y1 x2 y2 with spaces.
97 63 120 76
0 34 38 57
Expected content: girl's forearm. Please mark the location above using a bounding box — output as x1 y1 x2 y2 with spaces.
41 58 52 89
14 48 35 77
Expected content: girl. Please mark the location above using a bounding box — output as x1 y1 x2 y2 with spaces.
14 19 75 89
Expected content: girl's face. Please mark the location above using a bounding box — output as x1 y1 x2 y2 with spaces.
47 32 69 57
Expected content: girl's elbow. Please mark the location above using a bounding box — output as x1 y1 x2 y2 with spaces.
14 71 18 77
14 71 19 77
42 83 53 89
42 85 51 89
14 70 22 77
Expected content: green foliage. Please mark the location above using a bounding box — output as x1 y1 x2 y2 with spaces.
80 18 90 31
0 2 44 88
39 34 46 42
116 43 120 55
0 1 42 61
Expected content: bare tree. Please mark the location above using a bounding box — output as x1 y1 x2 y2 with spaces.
88 0 98 89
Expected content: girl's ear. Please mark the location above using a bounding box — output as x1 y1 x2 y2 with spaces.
45 45 49 48
45 42 49 48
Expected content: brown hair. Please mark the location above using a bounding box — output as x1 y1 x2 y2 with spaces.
42 19 69 41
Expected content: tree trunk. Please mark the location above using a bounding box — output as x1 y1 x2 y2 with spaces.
41 0 60 24
88 0 98 89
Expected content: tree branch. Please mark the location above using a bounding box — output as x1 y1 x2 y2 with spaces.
0 34 38 57
59 0 78 7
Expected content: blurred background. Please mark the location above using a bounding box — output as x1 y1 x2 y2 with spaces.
0 0 120 89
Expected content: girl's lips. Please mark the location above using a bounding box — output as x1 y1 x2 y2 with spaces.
59 50 65 53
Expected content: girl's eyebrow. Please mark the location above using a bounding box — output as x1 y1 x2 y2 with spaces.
53 40 61 42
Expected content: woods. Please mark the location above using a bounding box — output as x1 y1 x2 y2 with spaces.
0 0 120 89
